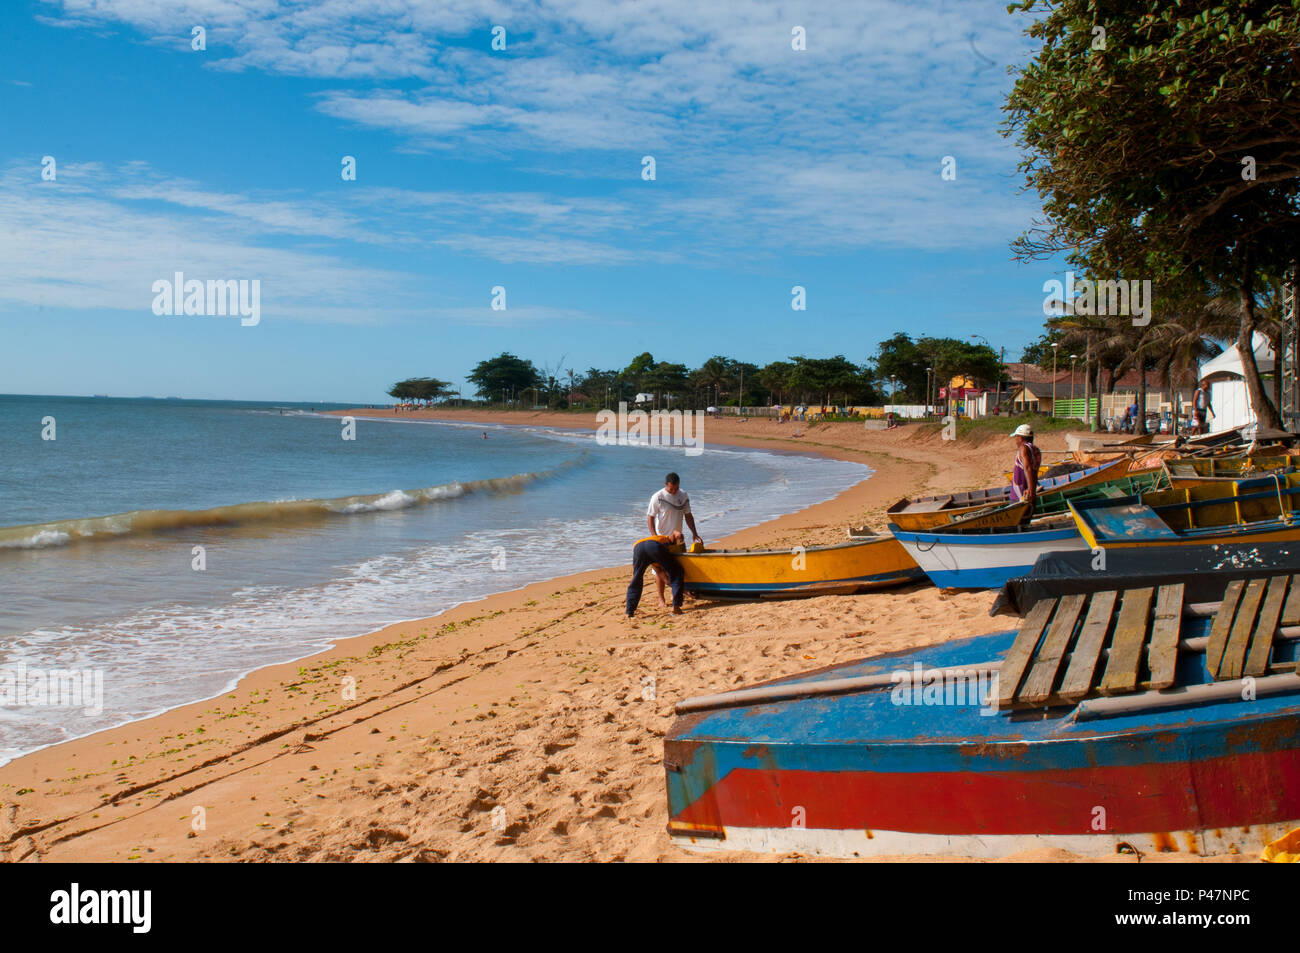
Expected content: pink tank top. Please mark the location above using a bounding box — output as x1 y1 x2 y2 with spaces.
1011 443 1042 502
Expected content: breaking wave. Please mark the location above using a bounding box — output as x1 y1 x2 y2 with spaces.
0 460 587 550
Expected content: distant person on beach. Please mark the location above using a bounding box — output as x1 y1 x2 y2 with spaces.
1009 423 1041 513
1192 380 1214 434
627 531 686 618
647 472 702 545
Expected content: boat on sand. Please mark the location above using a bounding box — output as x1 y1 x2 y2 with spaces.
666 578 1300 859
676 534 923 599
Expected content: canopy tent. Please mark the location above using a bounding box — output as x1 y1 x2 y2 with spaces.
1198 332 1275 434
1199 331 1274 378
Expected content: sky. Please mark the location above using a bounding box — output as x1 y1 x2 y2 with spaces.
0 0 1067 403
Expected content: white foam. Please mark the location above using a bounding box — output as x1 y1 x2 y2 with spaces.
0 445 870 763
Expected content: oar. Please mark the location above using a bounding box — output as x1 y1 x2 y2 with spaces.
1077 673 1300 720
674 663 1004 713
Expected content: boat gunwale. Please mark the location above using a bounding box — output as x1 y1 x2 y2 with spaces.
675 536 903 558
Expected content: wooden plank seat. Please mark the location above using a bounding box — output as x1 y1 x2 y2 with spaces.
997 577 1300 710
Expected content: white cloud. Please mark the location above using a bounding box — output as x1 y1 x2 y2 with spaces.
0 163 415 322
39 0 1044 253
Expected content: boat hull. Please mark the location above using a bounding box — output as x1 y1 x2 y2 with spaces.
676 535 924 599
666 628 1300 859
1165 452 1299 487
887 460 1127 531
889 524 1087 590
1069 473 1300 549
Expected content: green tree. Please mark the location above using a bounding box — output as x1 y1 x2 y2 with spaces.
787 355 877 407
694 355 734 406
467 353 540 403
874 333 928 402
387 377 452 403
623 352 656 393
1004 0 1300 429
644 361 689 408
758 360 795 406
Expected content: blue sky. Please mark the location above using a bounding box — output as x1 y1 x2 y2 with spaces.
1 0 1064 403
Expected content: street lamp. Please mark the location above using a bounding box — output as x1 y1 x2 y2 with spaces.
925 367 933 418
1069 354 1079 416
1050 342 1060 418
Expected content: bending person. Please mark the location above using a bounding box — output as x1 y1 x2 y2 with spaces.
626 531 685 618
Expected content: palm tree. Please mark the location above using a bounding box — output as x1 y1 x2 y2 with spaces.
697 356 734 408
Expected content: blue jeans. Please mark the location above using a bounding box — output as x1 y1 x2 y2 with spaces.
626 540 684 615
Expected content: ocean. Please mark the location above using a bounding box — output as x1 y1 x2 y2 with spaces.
0 395 869 764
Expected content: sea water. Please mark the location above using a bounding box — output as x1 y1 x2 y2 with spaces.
0 395 870 763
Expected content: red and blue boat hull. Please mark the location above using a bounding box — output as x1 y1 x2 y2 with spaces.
666 626 1300 858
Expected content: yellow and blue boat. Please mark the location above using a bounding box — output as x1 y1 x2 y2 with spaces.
676 534 924 599
1163 452 1300 487
1070 471 1300 550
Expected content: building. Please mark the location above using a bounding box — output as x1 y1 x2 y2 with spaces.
1003 362 1198 422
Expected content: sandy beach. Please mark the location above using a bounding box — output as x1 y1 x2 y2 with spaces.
0 412 1222 863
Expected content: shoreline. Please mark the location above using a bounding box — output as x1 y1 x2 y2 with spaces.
0 414 874 770
0 414 1113 863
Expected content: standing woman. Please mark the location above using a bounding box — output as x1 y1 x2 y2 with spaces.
1010 423 1041 514
1192 380 1215 435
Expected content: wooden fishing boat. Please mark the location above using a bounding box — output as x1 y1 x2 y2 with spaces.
889 520 1087 590
994 540 1300 617
886 459 1127 531
1164 452 1300 487
666 579 1300 859
894 471 1300 590
1069 471 1300 550
890 462 1169 533
676 534 924 599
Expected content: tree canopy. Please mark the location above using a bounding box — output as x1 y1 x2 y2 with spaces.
387 377 454 403
467 352 541 401
1004 0 1300 428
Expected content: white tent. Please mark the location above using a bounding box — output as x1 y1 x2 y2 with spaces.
1198 332 1274 434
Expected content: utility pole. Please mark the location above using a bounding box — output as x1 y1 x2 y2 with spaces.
998 345 1004 412
1051 342 1060 418
1070 354 1078 417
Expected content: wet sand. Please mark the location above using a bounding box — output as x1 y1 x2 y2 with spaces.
0 413 1223 862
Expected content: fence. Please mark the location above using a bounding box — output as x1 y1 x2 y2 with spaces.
1052 398 1099 420
883 404 935 419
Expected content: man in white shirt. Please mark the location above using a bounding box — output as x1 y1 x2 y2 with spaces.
646 472 702 545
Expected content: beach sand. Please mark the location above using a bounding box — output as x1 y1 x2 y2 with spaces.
0 413 1227 862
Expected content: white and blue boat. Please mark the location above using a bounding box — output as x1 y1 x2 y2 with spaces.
889 520 1087 590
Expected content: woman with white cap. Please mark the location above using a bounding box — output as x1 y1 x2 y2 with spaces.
1010 423 1041 512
